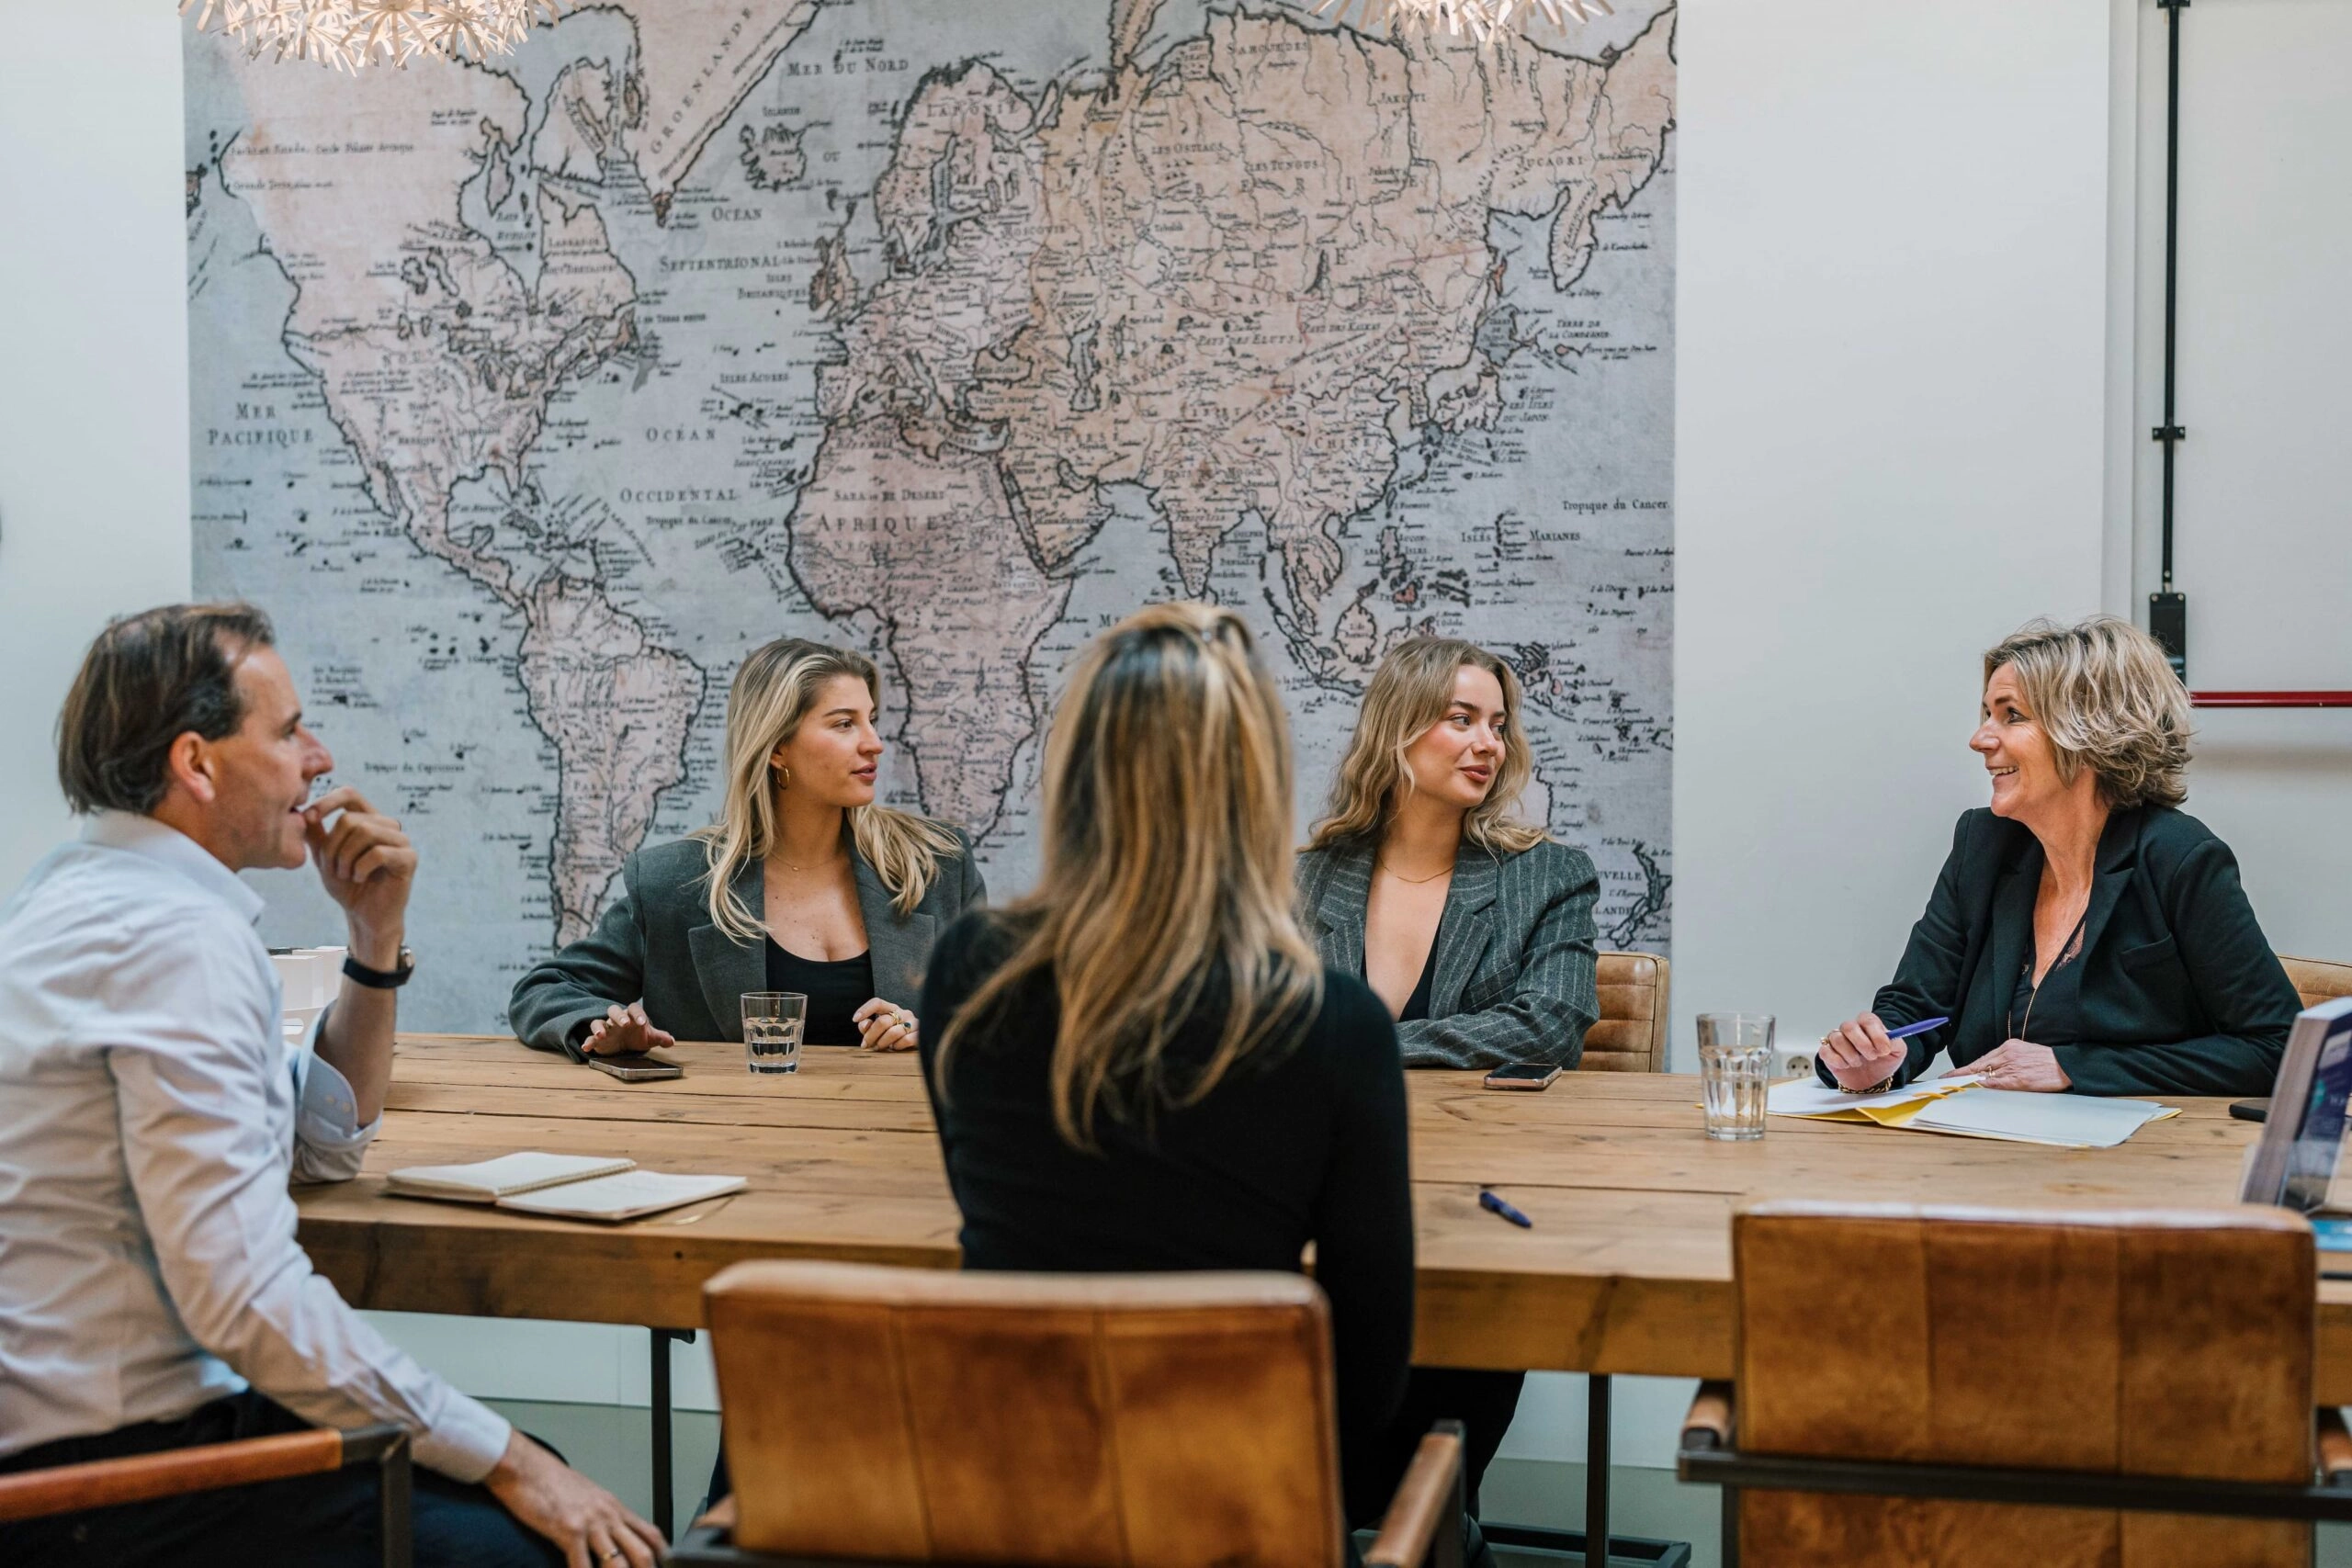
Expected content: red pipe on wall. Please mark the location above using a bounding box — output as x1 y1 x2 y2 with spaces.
2189 692 2352 709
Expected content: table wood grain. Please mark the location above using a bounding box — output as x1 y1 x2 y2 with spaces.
297 1035 2352 1401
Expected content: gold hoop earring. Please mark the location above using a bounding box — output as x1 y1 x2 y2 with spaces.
773 764 791 791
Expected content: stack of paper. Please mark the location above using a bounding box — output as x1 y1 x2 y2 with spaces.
1766 1077 2177 1148
1903 1090 2175 1148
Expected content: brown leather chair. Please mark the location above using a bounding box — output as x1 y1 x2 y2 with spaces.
0 1424 412 1567
1678 1201 2352 1567
2283 954 2352 1010
1582 951 1669 1073
673 1262 1464 1568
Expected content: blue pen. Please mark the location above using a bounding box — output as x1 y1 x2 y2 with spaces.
1885 1016 1950 1041
1479 1190 1532 1228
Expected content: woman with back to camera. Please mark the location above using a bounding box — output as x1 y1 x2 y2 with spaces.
1819 615 2299 1097
509 637 985 1061
1295 636 1601 1524
917 604 1446 1557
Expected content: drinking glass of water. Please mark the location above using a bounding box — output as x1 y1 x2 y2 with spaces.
742 992 806 1076
1697 1012 1773 1141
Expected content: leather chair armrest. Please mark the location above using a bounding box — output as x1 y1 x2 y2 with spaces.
1682 1380 1736 1451
0 1427 350 1524
1364 1423 1465 1568
2320 1409 2352 1486
692 1495 739 1532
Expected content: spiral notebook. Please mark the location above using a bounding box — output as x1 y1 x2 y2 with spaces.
388 1152 745 1221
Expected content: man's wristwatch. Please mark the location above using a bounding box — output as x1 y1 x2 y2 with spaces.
343 947 415 989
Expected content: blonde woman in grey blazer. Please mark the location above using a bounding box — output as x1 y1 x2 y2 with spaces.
1296 641 1600 1072
510 637 983 1061
1295 636 1600 1527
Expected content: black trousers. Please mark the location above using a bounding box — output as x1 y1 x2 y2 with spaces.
0 1391 559 1568
1385 1366 1526 1517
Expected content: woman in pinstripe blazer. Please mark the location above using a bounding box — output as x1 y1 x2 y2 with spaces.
1296 637 1601 1526
1296 639 1600 1070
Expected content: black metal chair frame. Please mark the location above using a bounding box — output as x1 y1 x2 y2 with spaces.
0 1423 412 1568
1676 1384 2352 1568
672 1420 1467 1568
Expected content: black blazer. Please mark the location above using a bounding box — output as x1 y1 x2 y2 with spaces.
1828 806 2299 1097
509 832 986 1058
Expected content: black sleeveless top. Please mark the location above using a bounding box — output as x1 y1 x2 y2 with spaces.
1363 933 1440 1023
763 938 874 1045
1396 938 1437 1023
2006 913 2088 1047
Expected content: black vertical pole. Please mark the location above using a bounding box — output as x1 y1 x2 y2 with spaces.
651 1327 674 1541
2150 0 2189 678
1587 1372 1611 1567
2161 0 2183 589
379 1435 413 1568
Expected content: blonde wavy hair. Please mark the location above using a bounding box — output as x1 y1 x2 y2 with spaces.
1984 616 2191 810
695 637 962 941
1306 637 1547 854
933 604 1323 1150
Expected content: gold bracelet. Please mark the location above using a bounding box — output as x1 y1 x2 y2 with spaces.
1819 1031 1895 1095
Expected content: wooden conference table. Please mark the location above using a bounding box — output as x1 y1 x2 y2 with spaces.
300 1034 2352 1393
296 1036 2352 1548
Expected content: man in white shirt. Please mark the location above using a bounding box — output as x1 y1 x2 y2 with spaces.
0 604 663 1568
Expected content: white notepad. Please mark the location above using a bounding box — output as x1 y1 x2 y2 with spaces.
387 1152 634 1201
1903 1090 2177 1149
495 1170 748 1222
387 1153 746 1221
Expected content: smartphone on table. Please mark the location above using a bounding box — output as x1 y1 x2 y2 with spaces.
1482 1063 1561 1091
587 1053 684 1082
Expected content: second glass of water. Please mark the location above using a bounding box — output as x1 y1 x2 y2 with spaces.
742 991 807 1076
1697 1012 1774 1141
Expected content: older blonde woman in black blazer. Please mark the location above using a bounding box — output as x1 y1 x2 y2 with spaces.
1820 615 2298 1097
1295 636 1601 1528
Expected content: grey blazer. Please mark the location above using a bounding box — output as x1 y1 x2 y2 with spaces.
1295 836 1600 1070
510 831 987 1059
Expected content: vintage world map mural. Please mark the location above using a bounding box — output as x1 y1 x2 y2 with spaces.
186 0 1677 1030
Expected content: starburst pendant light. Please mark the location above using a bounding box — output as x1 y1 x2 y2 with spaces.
181 0 564 71
1313 0 1615 46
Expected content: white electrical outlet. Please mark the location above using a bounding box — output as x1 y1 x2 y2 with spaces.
1773 1043 1817 1081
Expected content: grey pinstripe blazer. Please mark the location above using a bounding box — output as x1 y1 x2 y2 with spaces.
1294 836 1600 1070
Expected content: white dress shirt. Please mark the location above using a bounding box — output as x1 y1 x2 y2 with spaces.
0 812 510 1480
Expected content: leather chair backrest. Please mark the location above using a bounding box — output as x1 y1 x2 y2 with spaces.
2283 954 2352 1011
704 1262 1346 1567
1733 1201 2315 1568
1582 952 1669 1073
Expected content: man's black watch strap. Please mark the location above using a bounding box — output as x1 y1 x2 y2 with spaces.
343 947 415 990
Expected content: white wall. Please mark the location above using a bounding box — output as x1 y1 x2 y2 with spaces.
0 1 192 880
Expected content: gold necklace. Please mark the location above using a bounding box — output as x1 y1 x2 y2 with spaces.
1377 855 1454 886
773 850 846 874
